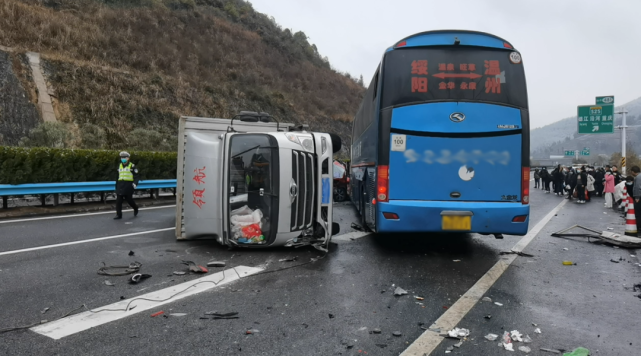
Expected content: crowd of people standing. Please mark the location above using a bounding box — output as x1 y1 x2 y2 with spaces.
533 165 623 205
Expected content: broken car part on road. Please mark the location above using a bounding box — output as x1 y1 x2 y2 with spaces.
552 225 641 248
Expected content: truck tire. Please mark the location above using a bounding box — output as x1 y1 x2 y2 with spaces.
334 187 347 202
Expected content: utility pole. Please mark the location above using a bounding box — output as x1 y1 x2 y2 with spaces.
616 108 628 175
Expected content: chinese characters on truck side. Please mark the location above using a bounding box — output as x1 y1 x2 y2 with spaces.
192 166 206 209
410 59 503 94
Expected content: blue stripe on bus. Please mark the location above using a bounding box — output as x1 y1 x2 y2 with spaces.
387 31 511 51
390 102 522 133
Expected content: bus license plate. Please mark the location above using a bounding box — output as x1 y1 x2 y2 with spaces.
442 216 471 231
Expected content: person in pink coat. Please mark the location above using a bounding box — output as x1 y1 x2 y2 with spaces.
604 172 615 208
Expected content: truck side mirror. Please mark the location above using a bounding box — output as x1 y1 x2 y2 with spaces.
329 133 342 154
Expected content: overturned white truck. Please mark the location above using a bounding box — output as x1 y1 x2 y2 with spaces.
175 112 341 251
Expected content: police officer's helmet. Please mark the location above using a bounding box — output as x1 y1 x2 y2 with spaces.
119 151 130 158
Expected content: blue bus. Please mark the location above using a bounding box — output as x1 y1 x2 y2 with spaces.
350 30 530 236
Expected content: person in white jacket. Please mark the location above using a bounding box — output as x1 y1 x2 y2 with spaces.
614 180 627 209
586 170 596 202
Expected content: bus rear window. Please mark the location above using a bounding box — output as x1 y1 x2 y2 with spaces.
381 47 527 109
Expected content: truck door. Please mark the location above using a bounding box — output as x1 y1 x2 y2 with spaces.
223 133 280 246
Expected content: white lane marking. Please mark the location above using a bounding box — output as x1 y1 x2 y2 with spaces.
31 265 263 339
401 199 567 356
0 228 174 257
332 231 371 242
0 205 176 224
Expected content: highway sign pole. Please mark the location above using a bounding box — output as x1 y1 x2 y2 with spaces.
617 108 628 175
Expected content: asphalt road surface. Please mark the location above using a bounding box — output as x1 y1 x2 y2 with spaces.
0 184 639 356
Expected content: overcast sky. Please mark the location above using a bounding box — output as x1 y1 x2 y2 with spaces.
248 0 641 128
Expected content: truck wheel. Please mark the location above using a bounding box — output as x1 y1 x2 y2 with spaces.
334 187 347 202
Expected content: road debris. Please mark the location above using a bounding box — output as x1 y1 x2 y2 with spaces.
328 313 335 319
98 261 142 276
534 328 542 334
129 273 151 284
41 307 49 314
484 314 492 319
173 271 186 276
540 348 562 354
453 259 461 262
278 257 298 262
372 328 381 334
485 333 499 341
104 280 115 286
453 341 463 348
446 346 454 352
523 334 532 343
610 259 620 263
394 287 408 296
448 328 470 338
552 224 641 248
519 346 532 353
182 260 208 273
482 297 492 302
510 330 523 342
563 248 569 251
128 250 135 256
499 250 535 257
205 312 239 319
562 348 590 356
502 331 513 351
351 222 364 231
415 296 424 301
392 331 402 337
150 311 164 317
494 302 503 306
170 313 187 317
375 343 387 348
562 261 574 266
206 261 226 267
245 329 259 335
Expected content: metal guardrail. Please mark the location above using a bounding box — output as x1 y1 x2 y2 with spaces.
0 180 176 208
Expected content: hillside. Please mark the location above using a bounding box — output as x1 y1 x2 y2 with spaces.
531 96 641 162
0 0 364 153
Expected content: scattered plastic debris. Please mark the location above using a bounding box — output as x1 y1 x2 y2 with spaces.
523 334 533 343
415 296 424 301
278 257 298 262
494 302 503 306
631 255 636 258
170 313 187 317
482 297 492 302
104 280 115 286
532 323 538 327
246 329 259 335
562 261 574 266
448 328 470 338
372 328 381 334
41 307 49 314
540 347 562 354
173 271 186 276
392 331 402 337
98 261 142 276
453 260 461 262
394 287 408 296
562 347 590 356
499 251 535 257
534 328 542 334
446 346 454 352
129 273 151 284
563 248 569 251
502 331 513 351
328 313 335 319
128 251 135 256
519 346 532 353
150 311 164 317
484 315 492 319
453 341 463 348
610 259 620 263
204 312 239 319
182 260 208 273
510 330 523 342
207 261 226 267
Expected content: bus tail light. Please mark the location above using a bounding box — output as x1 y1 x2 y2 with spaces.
512 215 527 223
522 167 529 205
503 42 513 49
377 165 389 202
383 212 399 220
395 41 407 48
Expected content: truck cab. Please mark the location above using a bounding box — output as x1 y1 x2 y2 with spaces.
175 112 340 251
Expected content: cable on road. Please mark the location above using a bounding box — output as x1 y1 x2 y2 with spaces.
0 251 328 334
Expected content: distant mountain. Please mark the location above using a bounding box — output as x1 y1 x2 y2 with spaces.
531 96 641 162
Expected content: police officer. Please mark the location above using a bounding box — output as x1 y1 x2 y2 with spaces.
114 151 140 219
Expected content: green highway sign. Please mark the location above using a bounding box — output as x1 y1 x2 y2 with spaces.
577 105 614 134
564 148 590 156
596 96 614 106
564 150 574 156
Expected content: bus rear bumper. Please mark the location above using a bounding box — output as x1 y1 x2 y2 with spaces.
377 200 529 236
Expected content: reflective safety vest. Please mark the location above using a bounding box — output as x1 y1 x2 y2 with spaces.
118 163 134 181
